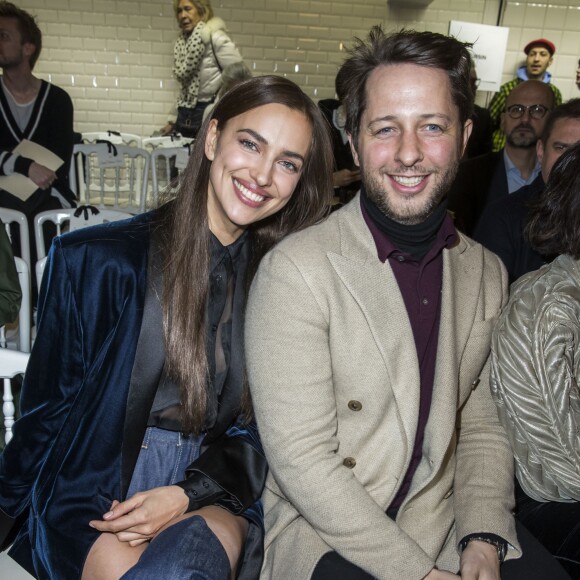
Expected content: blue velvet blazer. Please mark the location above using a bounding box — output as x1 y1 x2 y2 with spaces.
0 210 266 579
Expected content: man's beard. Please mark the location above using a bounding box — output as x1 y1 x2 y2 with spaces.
506 123 538 148
361 160 459 226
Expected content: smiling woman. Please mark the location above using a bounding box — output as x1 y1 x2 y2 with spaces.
0 75 334 580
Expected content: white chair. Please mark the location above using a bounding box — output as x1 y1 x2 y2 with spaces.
0 208 31 276
141 135 193 151
35 257 47 296
82 131 142 148
34 207 133 261
0 348 29 444
69 144 151 213
150 146 191 207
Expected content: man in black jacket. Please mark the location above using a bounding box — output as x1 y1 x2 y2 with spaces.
0 2 75 264
448 80 554 236
474 99 580 284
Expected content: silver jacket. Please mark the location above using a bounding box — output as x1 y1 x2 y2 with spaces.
491 254 580 502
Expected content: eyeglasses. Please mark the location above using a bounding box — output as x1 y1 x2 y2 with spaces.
505 104 549 120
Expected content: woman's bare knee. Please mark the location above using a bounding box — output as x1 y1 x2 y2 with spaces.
82 532 146 580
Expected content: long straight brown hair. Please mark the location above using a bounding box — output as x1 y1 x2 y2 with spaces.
157 75 334 433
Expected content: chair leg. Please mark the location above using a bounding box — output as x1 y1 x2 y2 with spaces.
3 377 14 444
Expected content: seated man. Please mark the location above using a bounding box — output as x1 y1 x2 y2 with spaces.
0 2 75 263
474 98 580 284
488 39 562 152
246 26 569 580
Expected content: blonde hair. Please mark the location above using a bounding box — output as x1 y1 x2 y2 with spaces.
172 0 213 22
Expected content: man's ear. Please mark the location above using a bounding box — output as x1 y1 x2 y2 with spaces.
500 111 506 133
536 138 545 165
348 134 360 168
205 119 219 161
22 42 35 61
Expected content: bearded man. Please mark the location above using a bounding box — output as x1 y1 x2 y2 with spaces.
448 80 554 235
245 27 569 580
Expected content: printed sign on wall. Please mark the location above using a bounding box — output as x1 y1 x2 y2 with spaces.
449 21 510 92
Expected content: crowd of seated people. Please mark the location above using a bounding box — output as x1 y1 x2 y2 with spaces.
1 2 580 579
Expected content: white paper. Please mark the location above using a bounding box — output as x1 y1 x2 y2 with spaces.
0 139 64 201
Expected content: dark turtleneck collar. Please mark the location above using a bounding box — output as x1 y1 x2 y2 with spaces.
360 186 454 262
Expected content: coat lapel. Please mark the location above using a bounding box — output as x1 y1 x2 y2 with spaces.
120 239 166 498
419 235 484 477
327 200 420 453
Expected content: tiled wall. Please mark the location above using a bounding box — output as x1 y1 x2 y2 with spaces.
14 0 580 138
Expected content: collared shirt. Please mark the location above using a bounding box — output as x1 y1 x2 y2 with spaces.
361 203 457 512
148 231 249 431
504 149 541 194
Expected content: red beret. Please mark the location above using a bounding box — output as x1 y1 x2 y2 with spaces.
524 39 556 56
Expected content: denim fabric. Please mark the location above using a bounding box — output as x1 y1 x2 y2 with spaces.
122 428 230 579
121 516 230 580
126 427 204 498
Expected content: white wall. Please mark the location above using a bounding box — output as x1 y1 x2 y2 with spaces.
13 0 580 137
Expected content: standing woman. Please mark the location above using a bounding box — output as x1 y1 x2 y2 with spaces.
0 76 333 580
162 0 243 138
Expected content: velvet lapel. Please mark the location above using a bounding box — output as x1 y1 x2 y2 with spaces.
120 239 165 498
327 199 420 457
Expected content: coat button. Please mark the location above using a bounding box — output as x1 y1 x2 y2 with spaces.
348 400 362 411
343 457 356 469
443 488 454 499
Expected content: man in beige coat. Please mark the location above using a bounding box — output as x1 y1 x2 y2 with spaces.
246 28 568 580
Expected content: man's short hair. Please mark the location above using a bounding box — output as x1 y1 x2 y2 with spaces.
541 98 580 143
0 1 42 69
336 26 473 148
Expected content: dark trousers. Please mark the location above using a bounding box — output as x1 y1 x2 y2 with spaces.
311 520 572 580
515 481 580 579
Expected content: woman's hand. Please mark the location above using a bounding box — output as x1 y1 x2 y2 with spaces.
89 485 189 546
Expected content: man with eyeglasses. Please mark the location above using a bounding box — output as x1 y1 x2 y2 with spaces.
488 39 562 152
448 80 555 235
474 98 580 284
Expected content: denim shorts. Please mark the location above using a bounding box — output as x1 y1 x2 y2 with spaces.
127 426 205 498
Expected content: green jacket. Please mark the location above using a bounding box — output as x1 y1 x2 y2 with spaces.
0 221 21 326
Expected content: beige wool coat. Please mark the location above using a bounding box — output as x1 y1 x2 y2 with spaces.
245 196 520 580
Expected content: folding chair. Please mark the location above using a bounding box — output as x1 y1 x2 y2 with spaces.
34 207 134 261
0 347 29 444
149 146 191 208
0 208 31 276
69 143 150 213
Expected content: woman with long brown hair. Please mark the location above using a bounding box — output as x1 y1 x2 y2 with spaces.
0 75 333 580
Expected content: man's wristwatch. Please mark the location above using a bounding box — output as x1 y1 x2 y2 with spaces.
459 535 508 563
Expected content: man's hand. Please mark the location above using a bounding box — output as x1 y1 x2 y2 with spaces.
160 122 175 136
28 162 57 189
333 168 361 188
89 485 189 546
459 540 501 580
423 569 460 579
